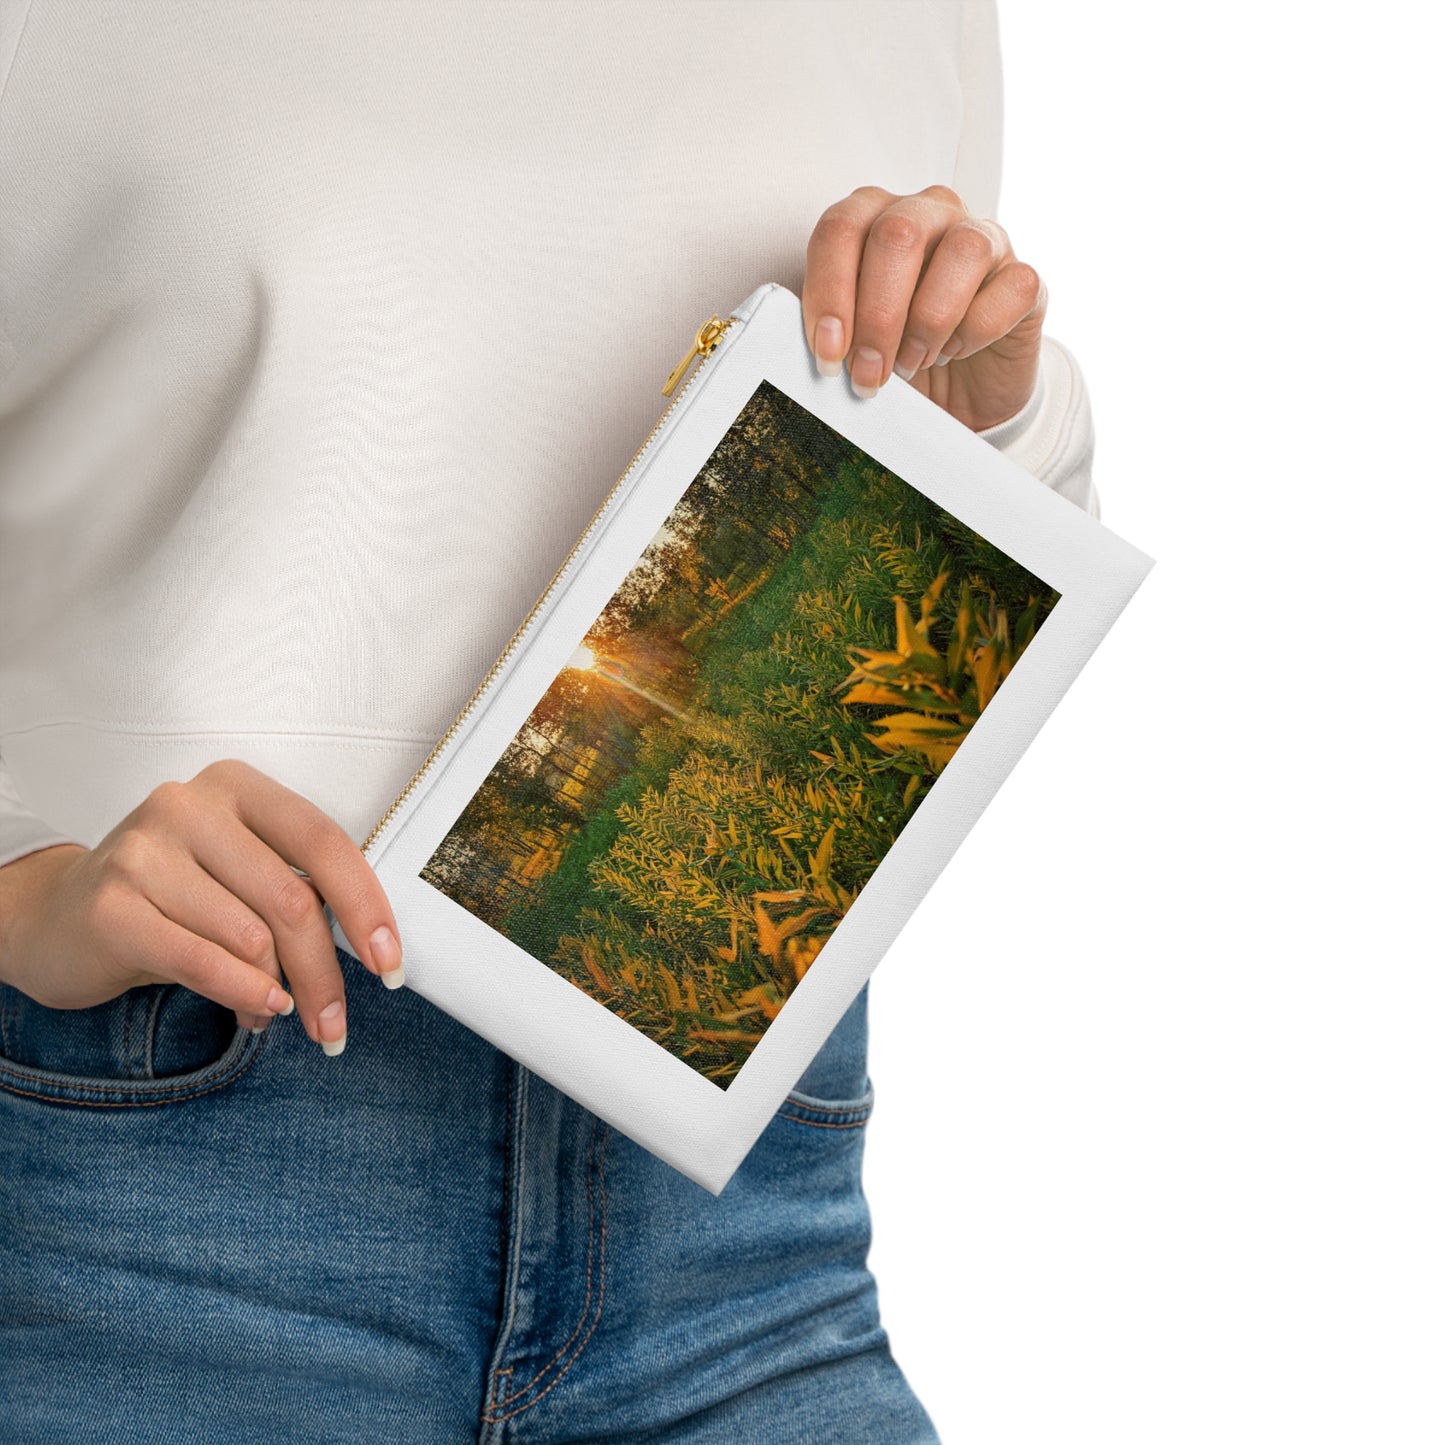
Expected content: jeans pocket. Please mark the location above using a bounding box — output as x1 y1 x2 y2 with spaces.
779 983 875 1130
776 1086 875 1130
0 979 264 1107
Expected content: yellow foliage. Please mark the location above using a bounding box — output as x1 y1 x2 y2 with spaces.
837 568 1042 776
735 983 784 1020
572 941 613 996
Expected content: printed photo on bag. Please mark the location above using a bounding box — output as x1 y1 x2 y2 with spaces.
419 380 1061 1086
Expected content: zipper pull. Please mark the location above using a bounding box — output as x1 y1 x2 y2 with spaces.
662 314 727 396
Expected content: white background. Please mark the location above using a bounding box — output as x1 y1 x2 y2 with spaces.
865 4 1444 1441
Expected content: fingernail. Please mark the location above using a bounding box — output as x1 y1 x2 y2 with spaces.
849 345 883 399
814 316 844 376
894 336 929 380
371 924 405 989
267 985 294 1015
933 344 960 368
319 999 346 1057
248 1018 269 1035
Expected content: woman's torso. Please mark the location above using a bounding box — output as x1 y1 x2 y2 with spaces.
0 0 999 848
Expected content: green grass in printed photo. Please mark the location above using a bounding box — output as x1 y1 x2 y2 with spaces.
420 380 1061 1086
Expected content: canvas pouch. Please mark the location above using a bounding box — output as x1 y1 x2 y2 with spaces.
327 281 1154 1194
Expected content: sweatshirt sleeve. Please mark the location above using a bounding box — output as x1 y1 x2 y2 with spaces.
975 335 1102 520
953 1 1101 519
0 749 87 870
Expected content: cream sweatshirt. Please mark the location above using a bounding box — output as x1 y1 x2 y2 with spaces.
0 0 1099 872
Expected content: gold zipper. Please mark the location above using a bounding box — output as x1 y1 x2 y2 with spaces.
661 314 729 397
359 310 739 857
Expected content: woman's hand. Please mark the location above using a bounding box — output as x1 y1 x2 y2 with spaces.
801 184 1046 432
0 759 404 1055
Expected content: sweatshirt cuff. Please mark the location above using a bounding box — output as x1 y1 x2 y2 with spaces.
975 334 1101 520
0 754 87 870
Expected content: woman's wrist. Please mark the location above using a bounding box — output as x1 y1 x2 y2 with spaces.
973 359 1047 449
0 843 85 991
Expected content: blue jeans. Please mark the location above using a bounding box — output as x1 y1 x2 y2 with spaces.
0 946 938 1442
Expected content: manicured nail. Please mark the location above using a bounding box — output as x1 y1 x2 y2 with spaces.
814 316 844 376
371 924 405 989
894 336 929 380
933 344 960 367
849 345 883 398
318 999 346 1057
267 985 294 1015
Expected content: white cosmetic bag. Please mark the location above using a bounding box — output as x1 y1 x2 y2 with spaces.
328 281 1154 1194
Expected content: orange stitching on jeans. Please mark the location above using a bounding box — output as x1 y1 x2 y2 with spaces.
488 1366 514 1417
490 1116 601 1409
0 1032 265 1106
482 1120 606 1418
778 1112 871 1130
479 1124 611 1424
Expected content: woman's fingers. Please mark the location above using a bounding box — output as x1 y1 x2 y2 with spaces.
101 877 294 1022
181 805 355 1056
904 217 1013 370
136 843 288 1033
138 758 405 1059
194 758 403 984
932 261 1047 432
801 184 1045 430
802 184 970 395
802 185 907 379
938 258 1045 362
846 199 942 395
